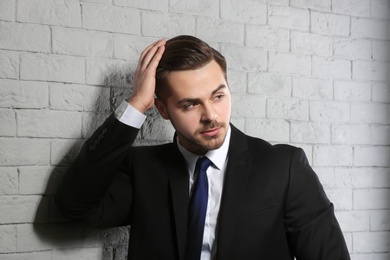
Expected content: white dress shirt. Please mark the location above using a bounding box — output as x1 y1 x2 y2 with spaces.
115 101 230 260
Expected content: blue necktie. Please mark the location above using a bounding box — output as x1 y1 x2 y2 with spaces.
186 156 212 260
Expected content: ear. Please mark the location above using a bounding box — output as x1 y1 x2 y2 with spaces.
155 98 170 120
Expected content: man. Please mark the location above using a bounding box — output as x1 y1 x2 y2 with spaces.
56 35 350 259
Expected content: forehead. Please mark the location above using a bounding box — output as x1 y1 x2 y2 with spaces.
165 60 227 99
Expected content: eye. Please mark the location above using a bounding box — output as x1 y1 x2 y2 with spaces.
213 94 225 102
183 102 198 110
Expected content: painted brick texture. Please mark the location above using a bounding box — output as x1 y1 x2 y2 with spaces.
0 0 389 259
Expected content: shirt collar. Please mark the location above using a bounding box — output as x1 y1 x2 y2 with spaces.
177 126 231 175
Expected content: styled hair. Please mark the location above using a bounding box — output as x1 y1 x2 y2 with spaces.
155 35 227 99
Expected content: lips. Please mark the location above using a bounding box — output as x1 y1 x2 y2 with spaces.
201 127 220 137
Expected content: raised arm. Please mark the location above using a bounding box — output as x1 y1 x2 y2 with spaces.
55 39 166 228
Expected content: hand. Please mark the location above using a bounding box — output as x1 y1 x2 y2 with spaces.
127 39 166 113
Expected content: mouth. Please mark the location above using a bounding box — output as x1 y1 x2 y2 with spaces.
201 127 221 137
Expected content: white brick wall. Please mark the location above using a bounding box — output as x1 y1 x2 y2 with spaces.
0 0 388 259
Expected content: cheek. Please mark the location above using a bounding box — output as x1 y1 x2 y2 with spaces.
169 111 199 130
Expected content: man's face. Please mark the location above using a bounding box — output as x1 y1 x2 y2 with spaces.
156 60 231 155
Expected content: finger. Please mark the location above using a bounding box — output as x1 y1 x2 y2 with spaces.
138 39 165 66
140 41 165 70
146 44 165 72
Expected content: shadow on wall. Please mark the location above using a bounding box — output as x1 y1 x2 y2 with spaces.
33 64 173 260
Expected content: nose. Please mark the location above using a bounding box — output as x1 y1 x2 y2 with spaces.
201 103 217 122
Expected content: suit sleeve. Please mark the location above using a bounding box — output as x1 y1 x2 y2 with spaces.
55 113 139 228
284 148 350 260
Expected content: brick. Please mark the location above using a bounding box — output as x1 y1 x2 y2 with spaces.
245 119 289 142
86 58 132 86
50 83 110 112
291 122 330 144
333 38 371 60
313 145 353 166
312 57 351 79
248 73 291 96
0 0 15 21
142 115 175 142
53 27 113 58
335 210 370 232
246 25 289 51
81 225 129 248
370 125 390 145
20 54 85 84
81 0 111 3
371 0 390 19
114 35 156 61
0 51 18 79
222 45 267 71
0 196 40 223
343 233 352 254
19 166 64 195
333 0 370 17
82 112 110 138
262 0 289 5
371 210 390 231
231 94 266 118
310 101 350 123
351 18 389 40
111 87 132 110
326 188 352 210
312 167 335 188
170 0 218 17
52 247 104 260
82 4 140 34
292 77 333 100
269 6 309 31
221 0 266 24
311 12 350 36
355 189 390 210
267 97 308 120
0 21 50 52
335 167 390 189
17 0 81 27
51 139 84 166
350 253 390 260
291 31 332 56
269 52 311 76
372 82 390 103
0 80 48 109
291 0 330 11
114 0 167 11
331 124 370 145
351 103 390 124
17 224 82 252
334 81 371 102
196 19 244 45
226 69 247 94
296 144 313 165
354 146 390 167
142 12 195 38
0 167 18 195
0 252 51 260
17 110 82 138
0 138 50 166
372 41 390 62
0 109 16 136
0 225 16 253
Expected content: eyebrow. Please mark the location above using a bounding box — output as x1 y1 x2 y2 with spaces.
177 84 227 105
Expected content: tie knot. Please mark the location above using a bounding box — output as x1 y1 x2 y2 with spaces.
196 156 212 172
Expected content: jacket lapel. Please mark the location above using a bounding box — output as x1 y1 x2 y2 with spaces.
217 125 252 260
166 140 189 260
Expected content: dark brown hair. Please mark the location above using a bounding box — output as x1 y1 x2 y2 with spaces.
155 35 227 99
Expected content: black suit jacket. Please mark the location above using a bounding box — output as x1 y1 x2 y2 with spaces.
56 114 350 260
